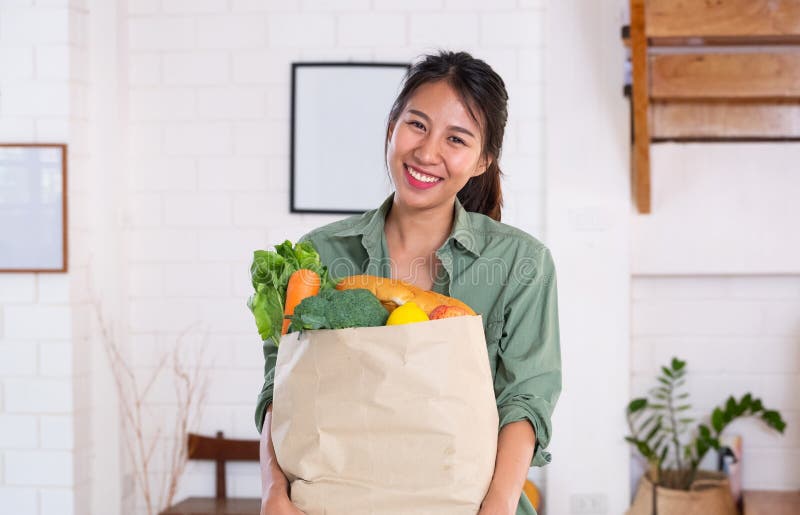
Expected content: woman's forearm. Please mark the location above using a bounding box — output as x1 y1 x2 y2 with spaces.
485 420 536 510
259 404 290 498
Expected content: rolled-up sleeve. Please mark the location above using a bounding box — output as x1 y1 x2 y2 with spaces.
495 246 562 467
254 339 279 434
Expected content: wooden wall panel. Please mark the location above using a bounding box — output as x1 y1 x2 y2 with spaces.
650 53 800 99
646 0 800 38
631 0 651 213
651 101 800 139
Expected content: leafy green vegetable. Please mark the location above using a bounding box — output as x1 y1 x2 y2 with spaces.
247 283 283 345
288 288 388 332
247 240 338 345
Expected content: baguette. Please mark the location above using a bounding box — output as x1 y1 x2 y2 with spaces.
335 274 476 316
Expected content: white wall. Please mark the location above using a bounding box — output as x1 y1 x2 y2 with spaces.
632 275 800 490
633 144 800 275
0 1 83 514
631 142 800 491
544 1 632 514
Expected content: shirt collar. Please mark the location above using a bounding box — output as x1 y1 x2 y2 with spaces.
331 192 482 258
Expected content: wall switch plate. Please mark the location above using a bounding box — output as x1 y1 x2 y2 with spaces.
570 493 608 514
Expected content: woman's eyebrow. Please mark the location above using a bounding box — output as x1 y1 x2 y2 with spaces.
408 109 476 138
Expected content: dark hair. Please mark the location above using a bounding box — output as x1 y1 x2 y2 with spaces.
386 50 509 221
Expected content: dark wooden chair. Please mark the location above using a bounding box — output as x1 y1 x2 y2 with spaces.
160 431 262 515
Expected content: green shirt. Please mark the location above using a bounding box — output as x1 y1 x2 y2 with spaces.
254 193 561 514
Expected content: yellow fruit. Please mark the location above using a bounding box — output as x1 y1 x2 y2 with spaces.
522 479 541 510
385 301 429 326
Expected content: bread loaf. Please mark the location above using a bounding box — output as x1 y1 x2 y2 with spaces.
335 274 476 316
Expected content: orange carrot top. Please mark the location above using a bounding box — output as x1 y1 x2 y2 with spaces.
282 268 321 335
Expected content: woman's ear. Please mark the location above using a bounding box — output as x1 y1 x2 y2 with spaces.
473 155 493 177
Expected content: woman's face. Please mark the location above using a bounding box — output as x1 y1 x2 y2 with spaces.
386 80 489 212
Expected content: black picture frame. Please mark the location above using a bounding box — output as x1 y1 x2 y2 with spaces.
290 62 410 215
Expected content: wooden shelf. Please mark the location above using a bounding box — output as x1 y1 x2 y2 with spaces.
625 0 800 213
647 0 800 39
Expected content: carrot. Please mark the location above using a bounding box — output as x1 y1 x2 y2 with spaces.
282 268 321 335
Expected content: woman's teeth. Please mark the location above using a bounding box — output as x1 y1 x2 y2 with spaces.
406 165 441 183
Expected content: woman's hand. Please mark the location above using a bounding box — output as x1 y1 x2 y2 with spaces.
477 490 516 515
260 492 305 515
260 405 304 514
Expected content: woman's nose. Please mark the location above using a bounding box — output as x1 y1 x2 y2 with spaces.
414 134 441 164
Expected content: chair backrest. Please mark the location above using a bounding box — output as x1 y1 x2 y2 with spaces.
187 431 259 498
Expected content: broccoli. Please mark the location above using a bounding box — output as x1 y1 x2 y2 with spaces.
288 288 388 332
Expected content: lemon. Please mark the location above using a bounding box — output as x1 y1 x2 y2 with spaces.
386 301 429 325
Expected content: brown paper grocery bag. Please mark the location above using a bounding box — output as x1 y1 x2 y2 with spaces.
271 315 498 515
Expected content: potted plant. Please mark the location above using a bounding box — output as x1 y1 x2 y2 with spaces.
625 357 786 515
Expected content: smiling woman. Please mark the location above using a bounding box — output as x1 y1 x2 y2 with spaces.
256 51 561 515
385 52 507 223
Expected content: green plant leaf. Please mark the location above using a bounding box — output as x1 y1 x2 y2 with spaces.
649 403 667 409
637 414 657 434
662 366 674 378
762 410 787 433
659 444 669 464
628 398 648 413
672 357 686 371
635 440 653 459
725 396 737 415
645 421 662 442
712 408 724 433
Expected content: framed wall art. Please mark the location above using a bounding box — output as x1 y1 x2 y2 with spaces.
0 143 68 272
290 62 410 214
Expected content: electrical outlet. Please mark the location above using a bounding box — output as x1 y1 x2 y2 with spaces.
570 493 608 514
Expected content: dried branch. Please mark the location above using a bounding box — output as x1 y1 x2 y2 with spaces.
91 298 210 515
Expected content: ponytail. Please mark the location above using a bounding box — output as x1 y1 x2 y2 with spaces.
458 161 503 221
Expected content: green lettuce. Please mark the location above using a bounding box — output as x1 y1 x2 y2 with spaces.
247 240 337 345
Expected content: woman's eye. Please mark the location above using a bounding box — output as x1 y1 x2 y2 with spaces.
449 136 466 145
407 120 425 130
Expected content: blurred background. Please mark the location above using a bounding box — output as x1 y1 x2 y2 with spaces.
0 0 798 514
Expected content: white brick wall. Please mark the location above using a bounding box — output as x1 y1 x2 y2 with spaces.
0 0 79 511
632 276 800 490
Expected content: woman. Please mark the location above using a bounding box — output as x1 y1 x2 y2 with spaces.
257 51 561 515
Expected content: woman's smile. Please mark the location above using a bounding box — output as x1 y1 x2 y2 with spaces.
404 163 443 189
